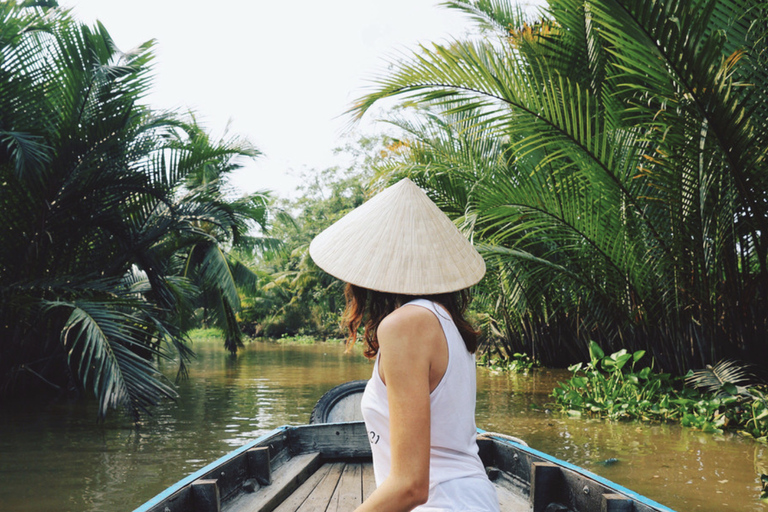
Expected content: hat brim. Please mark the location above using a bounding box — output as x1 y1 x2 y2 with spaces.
309 178 485 295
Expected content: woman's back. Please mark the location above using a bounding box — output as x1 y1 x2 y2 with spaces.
361 299 499 511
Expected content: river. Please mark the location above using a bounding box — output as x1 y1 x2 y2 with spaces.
0 339 765 511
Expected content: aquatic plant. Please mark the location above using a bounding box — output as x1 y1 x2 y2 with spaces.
553 342 768 442
686 361 768 441
552 341 681 421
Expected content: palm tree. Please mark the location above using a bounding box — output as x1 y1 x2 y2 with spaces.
353 0 768 373
163 119 271 353
0 1 264 418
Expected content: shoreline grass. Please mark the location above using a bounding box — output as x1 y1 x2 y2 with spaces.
275 334 345 345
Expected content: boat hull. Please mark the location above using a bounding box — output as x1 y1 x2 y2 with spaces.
133 421 675 512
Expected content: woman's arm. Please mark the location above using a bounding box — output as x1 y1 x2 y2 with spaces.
354 306 446 512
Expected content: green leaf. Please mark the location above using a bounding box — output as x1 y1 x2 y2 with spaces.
589 341 605 364
613 353 633 371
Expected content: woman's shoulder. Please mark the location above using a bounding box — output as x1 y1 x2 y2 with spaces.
378 303 443 348
381 302 437 328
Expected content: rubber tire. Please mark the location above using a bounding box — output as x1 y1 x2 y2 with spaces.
310 379 368 424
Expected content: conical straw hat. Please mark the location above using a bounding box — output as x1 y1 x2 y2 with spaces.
309 178 485 294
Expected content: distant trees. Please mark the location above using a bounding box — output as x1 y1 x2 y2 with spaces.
0 1 265 418
241 145 377 339
352 0 768 373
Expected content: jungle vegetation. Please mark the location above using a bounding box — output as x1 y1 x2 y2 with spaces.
239 139 383 340
4 0 768 423
349 0 768 375
0 1 268 419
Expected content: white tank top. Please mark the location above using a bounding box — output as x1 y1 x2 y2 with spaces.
360 299 499 511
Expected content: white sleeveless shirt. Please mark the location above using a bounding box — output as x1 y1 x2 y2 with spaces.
360 299 499 511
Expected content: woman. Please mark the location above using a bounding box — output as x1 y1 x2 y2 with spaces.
309 178 499 512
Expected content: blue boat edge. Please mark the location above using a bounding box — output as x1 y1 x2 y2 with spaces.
132 425 291 512
477 428 678 512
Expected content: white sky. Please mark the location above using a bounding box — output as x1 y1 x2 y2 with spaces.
60 0 484 199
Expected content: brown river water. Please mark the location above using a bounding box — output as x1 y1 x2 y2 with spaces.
0 339 766 512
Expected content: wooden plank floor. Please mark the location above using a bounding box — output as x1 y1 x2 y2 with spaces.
272 461 373 512
272 461 529 512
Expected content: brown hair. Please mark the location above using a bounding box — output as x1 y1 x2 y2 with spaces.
341 283 479 358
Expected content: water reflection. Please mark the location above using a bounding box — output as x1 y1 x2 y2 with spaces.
0 341 765 512
477 369 768 512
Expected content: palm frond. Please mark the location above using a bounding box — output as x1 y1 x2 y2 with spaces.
686 359 763 397
441 0 532 35
46 298 177 420
352 0 768 372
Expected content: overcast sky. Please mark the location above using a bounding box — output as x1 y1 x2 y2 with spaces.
59 1 493 198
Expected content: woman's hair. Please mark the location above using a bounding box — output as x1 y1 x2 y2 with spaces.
341 283 480 358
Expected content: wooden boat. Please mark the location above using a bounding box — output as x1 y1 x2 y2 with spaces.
133 382 676 512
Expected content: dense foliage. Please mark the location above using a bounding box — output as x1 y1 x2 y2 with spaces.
352 0 768 374
0 1 266 418
553 343 768 442
241 148 375 339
